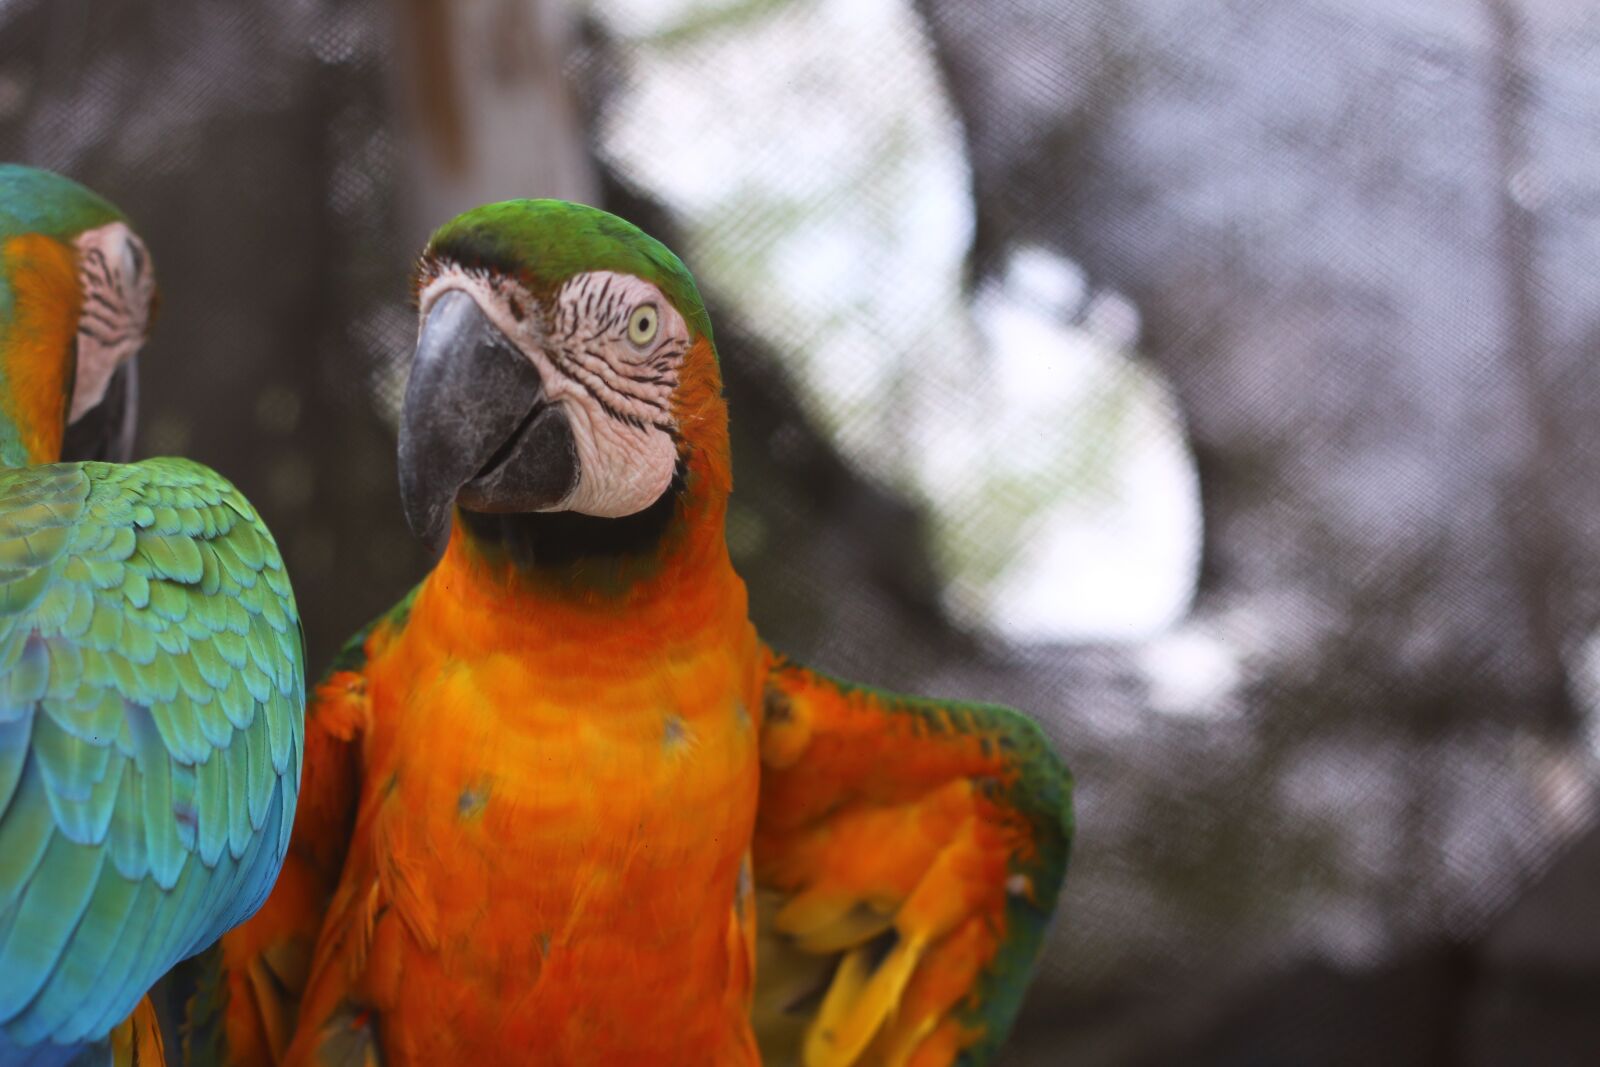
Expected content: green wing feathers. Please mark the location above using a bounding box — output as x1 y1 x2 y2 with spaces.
0 458 304 1050
752 656 1072 1067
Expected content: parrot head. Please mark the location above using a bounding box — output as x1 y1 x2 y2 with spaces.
400 199 726 556
0 164 156 467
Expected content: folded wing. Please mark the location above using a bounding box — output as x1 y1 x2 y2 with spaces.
752 654 1072 1067
0 458 303 1052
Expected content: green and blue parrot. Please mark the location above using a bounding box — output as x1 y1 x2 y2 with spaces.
0 165 304 1066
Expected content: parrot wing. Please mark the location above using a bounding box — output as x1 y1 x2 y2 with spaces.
187 589 416 1067
0 458 304 1053
752 652 1072 1067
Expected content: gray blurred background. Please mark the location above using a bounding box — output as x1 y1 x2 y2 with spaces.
4 0 1600 1063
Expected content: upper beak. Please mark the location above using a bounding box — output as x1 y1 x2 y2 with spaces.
397 290 577 551
61 357 139 464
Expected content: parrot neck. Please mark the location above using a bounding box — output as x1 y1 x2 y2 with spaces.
0 233 78 468
429 337 741 642
438 442 741 626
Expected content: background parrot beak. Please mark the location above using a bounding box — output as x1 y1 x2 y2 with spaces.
398 290 577 551
62 356 139 464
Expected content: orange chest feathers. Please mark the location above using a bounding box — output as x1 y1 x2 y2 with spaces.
340 572 765 1065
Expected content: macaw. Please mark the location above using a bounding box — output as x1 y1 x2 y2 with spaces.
202 200 1070 1067
0 165 305 1066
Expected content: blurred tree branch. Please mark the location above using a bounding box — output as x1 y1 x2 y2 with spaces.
1482 0 1574 735
396 0 597 248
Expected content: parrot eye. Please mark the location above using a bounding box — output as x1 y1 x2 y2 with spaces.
627 303 659 347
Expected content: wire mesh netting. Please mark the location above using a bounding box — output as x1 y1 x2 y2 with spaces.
4 0 1600 1063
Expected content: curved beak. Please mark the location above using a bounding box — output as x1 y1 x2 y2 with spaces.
62 357 138 464
398 290 577 550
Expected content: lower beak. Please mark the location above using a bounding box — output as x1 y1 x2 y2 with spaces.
397 290 577 550
61 357 138 464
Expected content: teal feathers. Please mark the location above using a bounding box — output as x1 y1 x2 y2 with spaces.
0 166 123 246
0 458 303 1052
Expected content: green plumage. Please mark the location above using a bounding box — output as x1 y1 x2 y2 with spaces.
0 457 304 1050
426 199 715 344
0 165 123 242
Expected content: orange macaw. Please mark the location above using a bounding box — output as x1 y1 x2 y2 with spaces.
193 200 1071 1066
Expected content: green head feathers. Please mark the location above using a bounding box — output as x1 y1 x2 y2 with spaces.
0 164 130 342
424 199 714 347
0 164 126 242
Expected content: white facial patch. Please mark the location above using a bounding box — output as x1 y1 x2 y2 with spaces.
71 221 155 422
418 267 689 518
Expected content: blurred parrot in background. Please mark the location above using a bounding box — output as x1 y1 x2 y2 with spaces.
203 200 1070 1067
0 165 305 1067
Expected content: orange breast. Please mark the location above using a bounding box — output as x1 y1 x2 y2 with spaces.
300 542 764 1066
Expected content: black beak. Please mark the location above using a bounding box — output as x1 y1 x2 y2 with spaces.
62 357 138 464
398 290 577 551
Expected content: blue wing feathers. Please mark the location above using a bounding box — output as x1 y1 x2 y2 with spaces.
10 867 140 1043
223 729 252 859
0 763 52 910
243 711 272 829
0 834 104 1019
107 759 147 881
0 714 31 812
194 749 227 866
55 879 154 1043
0 459 304 1053
128 701 186 891
171 761 199 851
